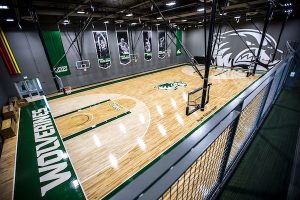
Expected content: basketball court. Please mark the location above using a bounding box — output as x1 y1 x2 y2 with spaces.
45 65 257 199
0 0 297 199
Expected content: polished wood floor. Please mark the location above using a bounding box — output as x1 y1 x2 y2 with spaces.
0 65 259 200
48 65 259 199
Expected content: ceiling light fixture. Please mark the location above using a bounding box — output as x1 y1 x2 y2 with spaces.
234 16 241 19
166 1 176 6
197 8 205 12
126 13 133 17
0 5 9 9
6 18 14 22
219 12 227 16
182 19 187 22
115 20 124 23
104 21 109 24
157 17 162 20
131 22 138 25
63 19 70 25
77 10 85 14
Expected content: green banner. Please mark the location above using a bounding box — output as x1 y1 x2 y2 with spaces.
14 99 86 200
176 31 182 56
42 31 71 77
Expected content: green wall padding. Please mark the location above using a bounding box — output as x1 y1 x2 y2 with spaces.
176 31 182 56
42 31 71 77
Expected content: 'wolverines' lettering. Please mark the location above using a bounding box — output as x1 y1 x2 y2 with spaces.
32 108 71 197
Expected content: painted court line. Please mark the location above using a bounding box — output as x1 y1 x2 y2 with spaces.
62 111 131 141
81 97 151 184
54 99 110 119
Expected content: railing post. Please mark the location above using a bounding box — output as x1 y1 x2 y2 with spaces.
278 56 294 93
214 103 243 190
255 72 276 127
274 65 287 100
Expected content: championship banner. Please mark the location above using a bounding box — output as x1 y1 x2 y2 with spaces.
176 31 183 56
42 31 71 77
143 31 152 61
116 31 131 65
93 31 111 69
158 31 166 59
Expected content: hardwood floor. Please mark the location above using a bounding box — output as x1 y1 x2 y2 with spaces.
0 65 259 200
48 65 258 199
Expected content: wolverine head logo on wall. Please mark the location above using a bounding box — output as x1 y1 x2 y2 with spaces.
213 29 283 71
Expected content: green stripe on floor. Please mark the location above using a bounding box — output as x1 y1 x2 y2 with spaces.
14 99 86 200
54 99 110 119
63 111 131 141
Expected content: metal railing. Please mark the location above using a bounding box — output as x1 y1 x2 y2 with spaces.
108 54 294 200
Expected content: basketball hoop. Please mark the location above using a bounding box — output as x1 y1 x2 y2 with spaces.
76 60 91 71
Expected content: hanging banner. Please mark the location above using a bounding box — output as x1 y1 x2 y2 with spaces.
93 31 111 69
42 31 71 77
176 31 183 56
116 31 131 65
158 31 166 59
143 31 152 61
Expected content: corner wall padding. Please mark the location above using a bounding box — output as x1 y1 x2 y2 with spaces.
0 26 21 75
42 31 71 77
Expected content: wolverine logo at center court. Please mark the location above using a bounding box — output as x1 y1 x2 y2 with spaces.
155 81 187 90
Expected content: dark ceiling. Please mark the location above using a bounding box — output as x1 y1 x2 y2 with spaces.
0 0 299 28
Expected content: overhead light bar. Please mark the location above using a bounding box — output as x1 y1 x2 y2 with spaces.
182 19 187 22
63 19 70 25
131 22 138 25
115 20 124 23
5 18 14 22
197 8 205 12
234 16 241 19
77 10 85 14
0 5 9 9
166 1 176 6
284 9 293 13
126 13 133 17
104 21 109 24
157 17 162 20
